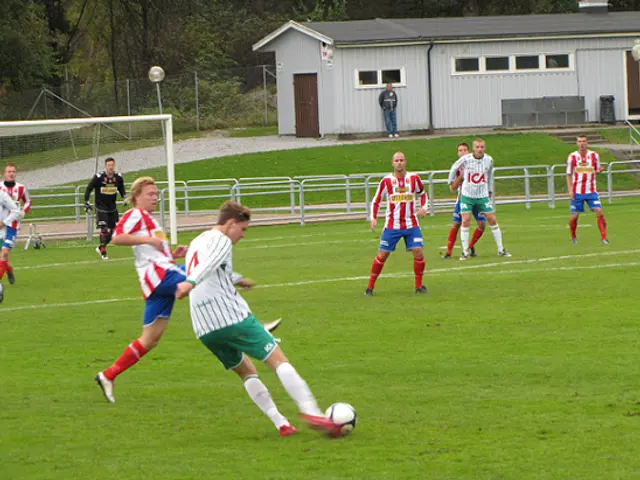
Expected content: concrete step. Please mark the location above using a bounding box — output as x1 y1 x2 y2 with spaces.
555 134 605 143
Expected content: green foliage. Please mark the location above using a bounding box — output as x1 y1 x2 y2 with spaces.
2 0 639 124
0 0 53 91
307 0 349 21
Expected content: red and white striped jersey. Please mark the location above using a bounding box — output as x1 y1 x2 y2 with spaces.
114 208 179 299
371 172 427 230
0 182 31 229
566 150 600 195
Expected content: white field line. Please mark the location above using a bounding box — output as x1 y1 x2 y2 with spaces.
259 255 639 289
16 238 380 270
3 251 638 312
1 297 140 312
50 230 373 248
15 223 597 270
37 221 589 250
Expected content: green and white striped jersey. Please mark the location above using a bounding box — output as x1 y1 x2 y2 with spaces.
447 153 494 199
185 229 250 338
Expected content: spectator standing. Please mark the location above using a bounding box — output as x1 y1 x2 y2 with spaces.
378 83 399 138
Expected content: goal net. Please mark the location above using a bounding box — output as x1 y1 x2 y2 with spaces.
0 114 178 244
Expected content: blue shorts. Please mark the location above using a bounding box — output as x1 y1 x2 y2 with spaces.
570 193 601 213
379 227 423 252
143 267 186 326
453 200 486 224
2 226 17 249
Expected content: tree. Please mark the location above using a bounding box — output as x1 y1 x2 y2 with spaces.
0 0 53 90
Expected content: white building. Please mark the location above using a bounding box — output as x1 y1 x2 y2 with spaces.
253 6 640 137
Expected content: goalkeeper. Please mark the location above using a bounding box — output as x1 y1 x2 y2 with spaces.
84 157 126 260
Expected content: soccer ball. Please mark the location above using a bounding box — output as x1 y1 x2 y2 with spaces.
325 402 357 436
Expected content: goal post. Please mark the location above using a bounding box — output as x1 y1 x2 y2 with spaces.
0 114 179 245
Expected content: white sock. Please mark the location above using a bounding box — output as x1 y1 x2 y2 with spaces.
491 224 504 251
275 362 323 416
244 375 289 429
460 227 470 254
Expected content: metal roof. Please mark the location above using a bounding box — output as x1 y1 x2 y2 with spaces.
301 12 640 45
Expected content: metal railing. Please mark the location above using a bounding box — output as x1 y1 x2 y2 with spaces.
16 163 640 239
626 120 640 159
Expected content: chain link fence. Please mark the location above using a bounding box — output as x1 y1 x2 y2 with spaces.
0 65 278 134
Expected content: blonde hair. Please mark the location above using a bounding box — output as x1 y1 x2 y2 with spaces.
126 176 155 206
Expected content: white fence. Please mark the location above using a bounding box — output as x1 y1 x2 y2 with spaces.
18 161 640 239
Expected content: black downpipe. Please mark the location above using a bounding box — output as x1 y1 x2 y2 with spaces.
427 43 434 131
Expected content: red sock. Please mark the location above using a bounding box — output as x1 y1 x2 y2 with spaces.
103 340 148 381
469 228 484 249
0 260 6 280
597 216 607 240
414 257 425 289
367 255 386 290
446 225 459 255
569 218 578 239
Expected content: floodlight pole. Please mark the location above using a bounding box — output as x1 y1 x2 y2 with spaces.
155 83 164 116
148 66 177 244
149 66 166 138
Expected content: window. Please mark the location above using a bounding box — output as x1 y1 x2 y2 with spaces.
455 58 480 73
452 53 572 76
516 55 540 70
355 68 406 89
485 56 510 71
546 54 570 69
381 69 402 84
358 70 378 86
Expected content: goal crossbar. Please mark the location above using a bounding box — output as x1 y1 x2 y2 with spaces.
0 114 178 245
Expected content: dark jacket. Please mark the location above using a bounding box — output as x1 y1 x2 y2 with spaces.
84 171 126 212
378 90 398 110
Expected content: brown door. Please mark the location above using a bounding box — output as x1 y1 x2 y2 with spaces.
627 51 640 115
293 73 320 137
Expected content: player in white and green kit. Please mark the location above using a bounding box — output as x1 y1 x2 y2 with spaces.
176 201 343 437
447 138 511 260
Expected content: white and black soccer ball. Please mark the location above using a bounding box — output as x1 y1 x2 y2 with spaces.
325 402 357 436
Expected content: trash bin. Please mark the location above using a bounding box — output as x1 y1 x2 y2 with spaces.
599 95 615 124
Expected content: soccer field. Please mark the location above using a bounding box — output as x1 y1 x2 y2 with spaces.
2 200 640 479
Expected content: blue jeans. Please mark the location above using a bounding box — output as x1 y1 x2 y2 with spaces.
383 109 397 135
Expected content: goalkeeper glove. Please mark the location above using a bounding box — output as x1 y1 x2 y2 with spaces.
84 202 93 213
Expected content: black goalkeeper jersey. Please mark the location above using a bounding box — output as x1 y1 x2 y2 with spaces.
84 171 126 212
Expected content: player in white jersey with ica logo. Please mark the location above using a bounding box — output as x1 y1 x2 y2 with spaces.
447 138 511 260
442 142 486 259
95 176 189 403
175 201 345 437
566 135 608 244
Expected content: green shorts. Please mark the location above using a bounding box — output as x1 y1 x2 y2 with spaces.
199 314 277 370
459 195 494 214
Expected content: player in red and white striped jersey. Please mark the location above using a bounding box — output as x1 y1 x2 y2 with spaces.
365 152 429 296
95 176 188 403
566 135 608 244
0 163 31 285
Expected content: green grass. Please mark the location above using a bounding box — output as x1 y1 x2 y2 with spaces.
228 125 278 137
2 200 640 479
599 127 635 145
